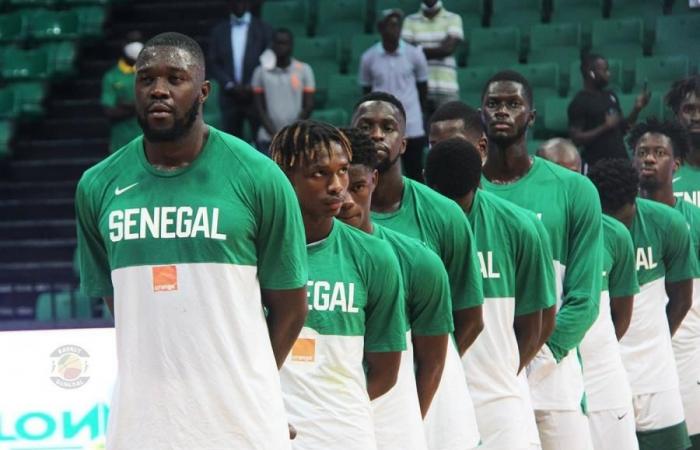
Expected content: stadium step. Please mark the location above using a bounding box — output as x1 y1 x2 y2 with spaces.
47 98 103 118
0 219 76 240
16 118 109 146
0 181 77 199
9 156 101 181
0 198 75 221
0 238 76 264
0 263 76 288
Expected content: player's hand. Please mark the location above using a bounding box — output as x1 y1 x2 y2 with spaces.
604 111 621 130
635 90 651 110
288 423 297 440
526 344 558 386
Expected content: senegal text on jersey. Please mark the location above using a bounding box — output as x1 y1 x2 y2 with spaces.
307 281 359 313
108 207 227 242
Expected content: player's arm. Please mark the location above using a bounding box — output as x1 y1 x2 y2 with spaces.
262 288 308 369
610 295 634 340
539 306 556 347
365 241 408 400
547 179 602 362
299 66 315 120
365 351 402 400
608 226 639 340
410 248 453 416
514 311 541 373
413 335 447 416
526 217 557 350
567 99 615 147
665 280 693 336
253 91 276 137
422 36 461 60
102 297 114 318
662 212 699 336
454 306 483 356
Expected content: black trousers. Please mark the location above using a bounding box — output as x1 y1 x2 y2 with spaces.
403 136 427 183
220 97 259 142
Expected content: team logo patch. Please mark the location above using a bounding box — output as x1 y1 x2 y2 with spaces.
50 345 90 389
291 338 315 362
152 265 178 292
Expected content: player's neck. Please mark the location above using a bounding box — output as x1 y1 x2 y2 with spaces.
641 184 676 208
372 162 404 213
482 138 532 183
583 80 602 93
303 215 334 244
685 145 700 167
277 56 291 68
144 121 208 169
382 39 399 53
456 190 476 214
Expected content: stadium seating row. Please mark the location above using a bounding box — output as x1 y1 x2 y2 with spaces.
0 6 106 42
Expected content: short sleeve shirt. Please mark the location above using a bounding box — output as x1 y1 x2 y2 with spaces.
252 58 315 142
673 163 700 207
567 89 628 165
75 126 308 449
281 220 406 450
402 8 463 94
359 41 429 138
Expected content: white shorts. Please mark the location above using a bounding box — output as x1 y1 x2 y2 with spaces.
632 389 686 432
675 346 700 436
535 409 594 450
518 372 543 449
588 407 639 450
472 397 531 450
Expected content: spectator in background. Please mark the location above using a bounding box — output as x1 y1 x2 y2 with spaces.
568 53 650 170
667 76 700 207
536 138 582 172
101 30 143 153
250 0 263 17
402 0 463 118
208 0 272 139
252 28 315 154
360 9 429 182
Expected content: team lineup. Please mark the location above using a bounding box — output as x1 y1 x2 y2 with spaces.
76 32 700 450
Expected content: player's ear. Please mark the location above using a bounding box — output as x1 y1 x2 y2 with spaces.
371 169 379 187
200 80 211 104
399 137 407 155
527 109 537 128
673 156 681 172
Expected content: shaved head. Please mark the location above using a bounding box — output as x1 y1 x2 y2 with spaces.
135 32 206 82
537 138 582 172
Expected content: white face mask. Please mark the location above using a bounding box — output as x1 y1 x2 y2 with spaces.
124 41 144 61
421 0 442 13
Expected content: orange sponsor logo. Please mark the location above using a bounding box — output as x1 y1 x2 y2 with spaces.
291 338 315 362
152 265 178 292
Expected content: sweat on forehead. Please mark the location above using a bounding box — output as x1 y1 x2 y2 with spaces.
135 46 202 72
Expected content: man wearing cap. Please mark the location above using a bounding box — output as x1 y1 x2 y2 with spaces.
101 30 143 153
359 8 429 182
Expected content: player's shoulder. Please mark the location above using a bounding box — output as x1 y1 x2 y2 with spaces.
407 177 463 214
78 137 141 193
675 198 700 223
207 126 286 178
376 223 444 275
535 157 598 195
337 220 397 263
638 197 687 229
602 214 631 245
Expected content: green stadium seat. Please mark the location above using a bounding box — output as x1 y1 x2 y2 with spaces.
591 18 644 71
457 66 496 108
509 63 560 132
489 0 544 37
0 86 17 119
0 12 27 43
347 33 378 75
528 23 582 88
618 92 663 121
262 1 309 39
10 81 47 118
0 119 12 157
609 0 665 34
325 74 361 116
550 0 604 26
35 289 93 321
544 96 572 135
315 0 368 37
203 79 223 129
654 15 700 59
60 0 117 5
9 0 56 6
0 46 50 79
27 9 80 41
633 55 689 95
295 36 341 106
442 0 485 30
468 26 521 67
44 41 77 77
74 6 106 38
311 107 349 126
569 58 624 94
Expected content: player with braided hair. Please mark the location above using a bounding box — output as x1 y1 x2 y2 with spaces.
590 157 699 450
272 120 407 450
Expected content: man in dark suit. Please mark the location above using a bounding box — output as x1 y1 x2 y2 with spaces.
208 0 272 139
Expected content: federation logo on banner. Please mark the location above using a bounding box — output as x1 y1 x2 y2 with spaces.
50 345 90 389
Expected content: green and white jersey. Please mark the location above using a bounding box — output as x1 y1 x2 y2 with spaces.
620 198 699 395
672 199 700 402
371 177 482 450
580 215 638 411
462 190 555 448
462 190 554 402
482 156 603 411
75 127 308 450
371 224 453 450
280 219 407 450
673 163 700 207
